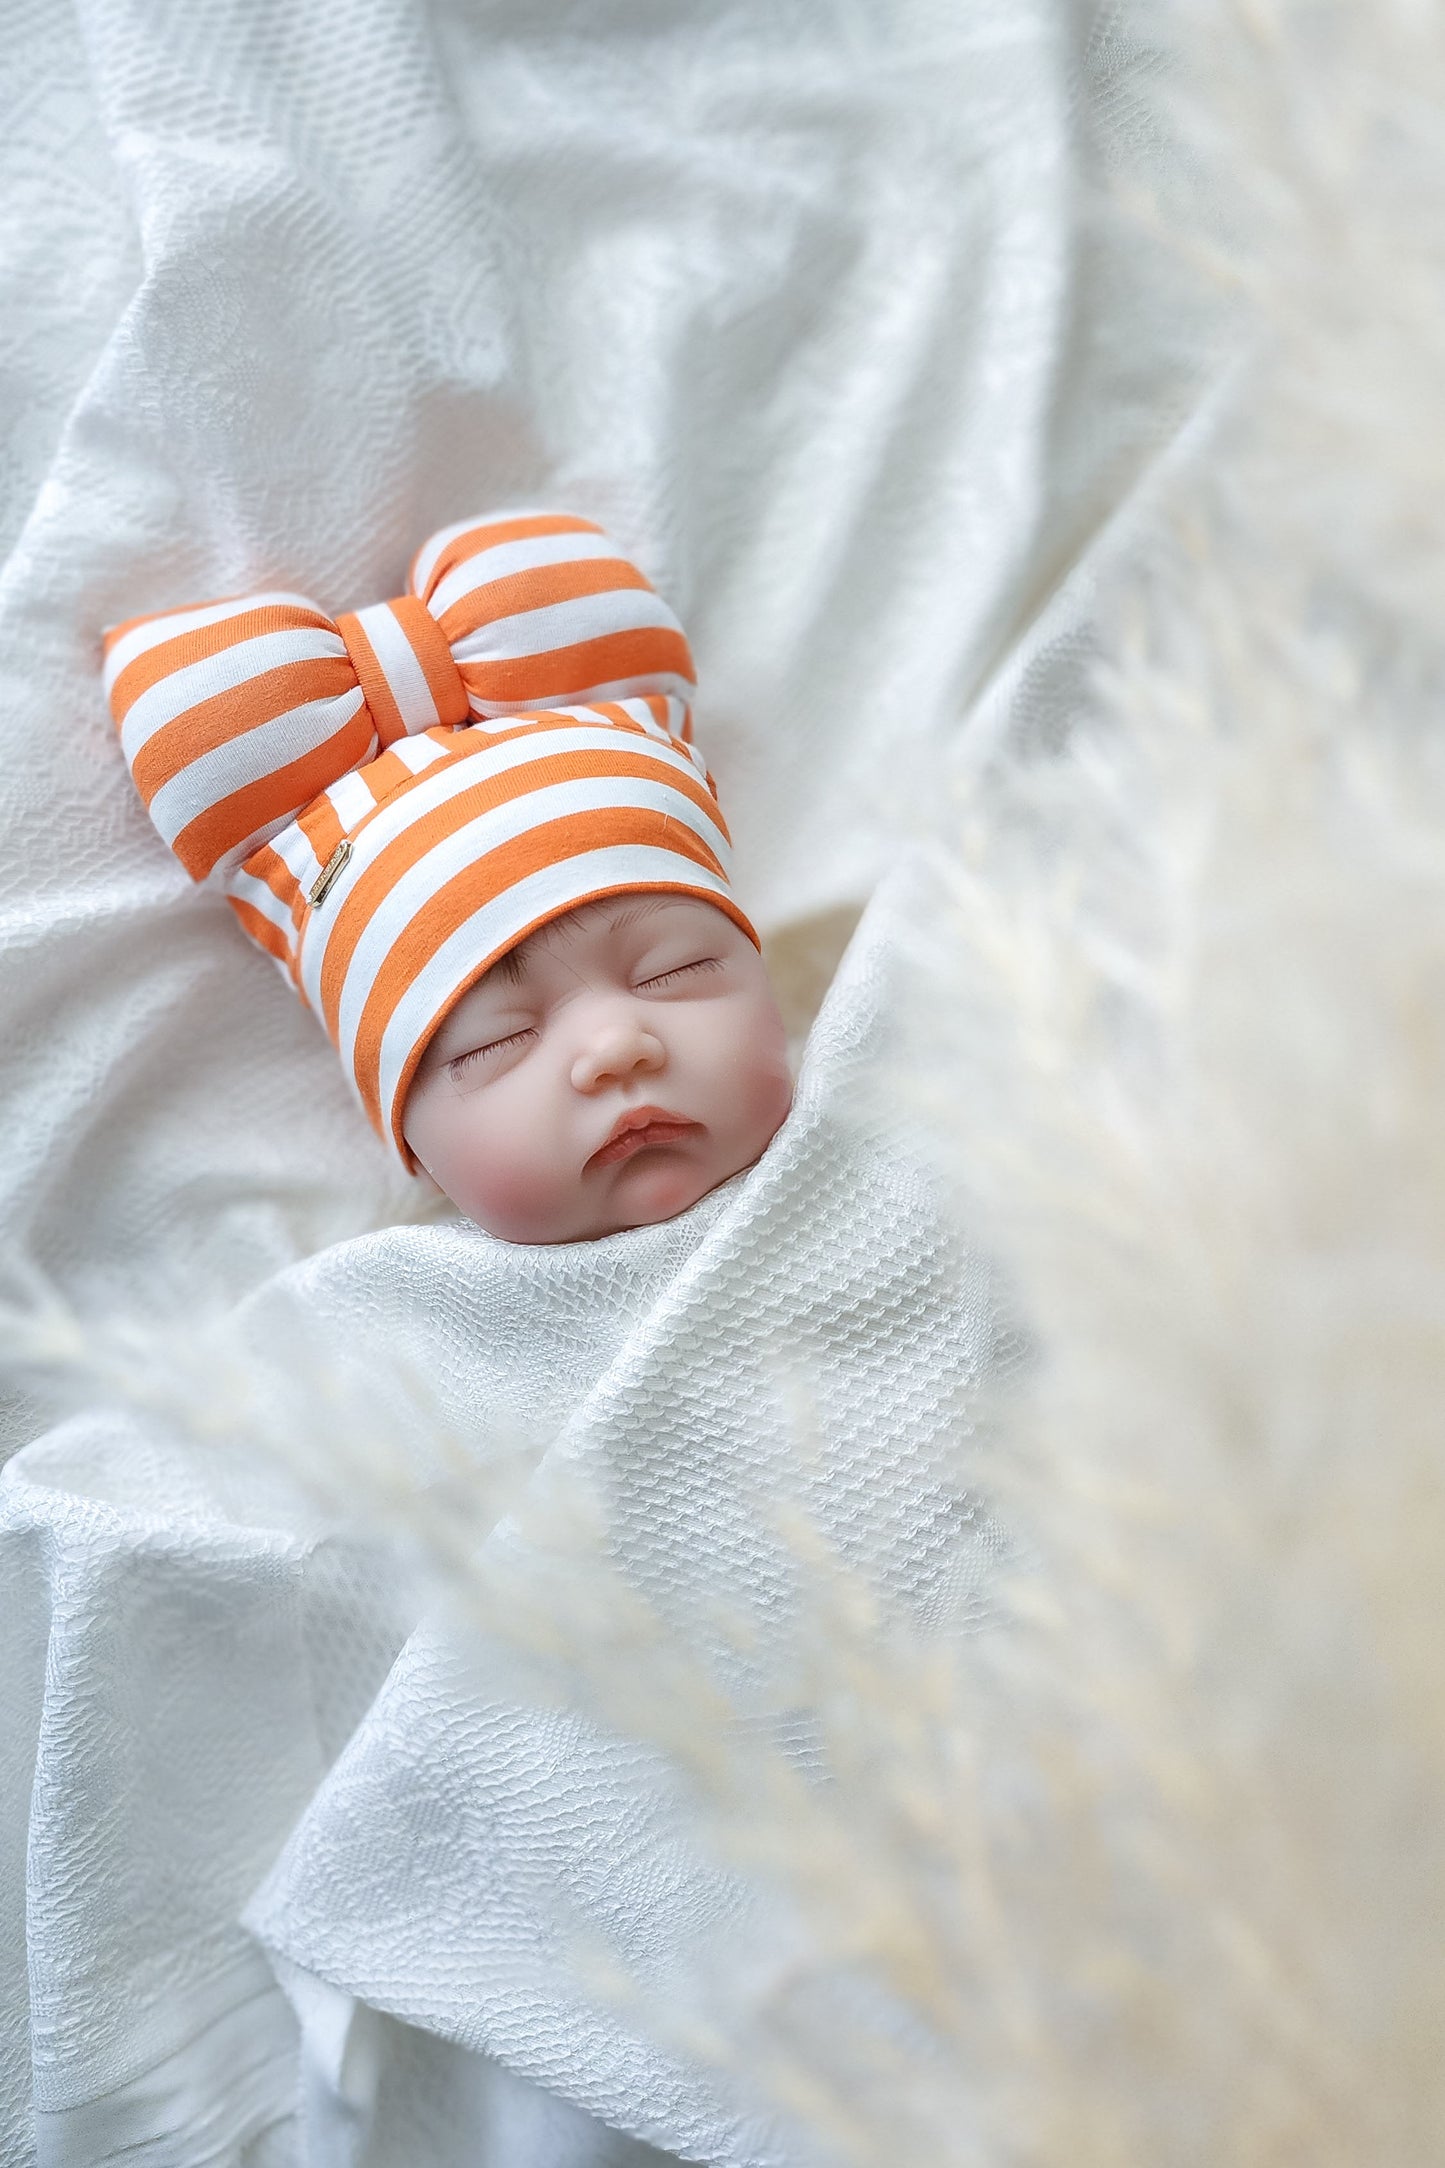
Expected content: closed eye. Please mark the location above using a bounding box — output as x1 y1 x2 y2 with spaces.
448 1027 535 1077
636 957 722 990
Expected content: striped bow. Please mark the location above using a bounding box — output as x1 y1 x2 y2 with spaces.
103 510 697 883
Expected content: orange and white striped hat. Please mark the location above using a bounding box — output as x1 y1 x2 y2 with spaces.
103 510 755 1164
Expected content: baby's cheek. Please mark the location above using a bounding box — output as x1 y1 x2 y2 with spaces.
463 1143 568 1241
409 1085 562 1239
733 1018 794 1145
753 1046 794 1126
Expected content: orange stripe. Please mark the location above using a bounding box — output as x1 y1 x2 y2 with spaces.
228 894 293 968
170 706 378 880
413 513 602 604
447 708 649 743
354 746 420 804
129 655 356 807
351 807 731 1133
454 627 695 710
640 692 694 744
335 609 403 747
435 558 650 642
600 697 685 744
243 842 309 938
318 744 728 1040
104 587 305 655
105 606 178 654
108 603 337 724
299 794 345 875
392 594 469 728
300 761 391 881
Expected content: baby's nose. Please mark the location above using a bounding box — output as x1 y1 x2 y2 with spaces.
571 1019 666 1094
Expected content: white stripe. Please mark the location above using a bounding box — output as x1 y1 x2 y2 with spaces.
595 698 689 749
209 805 324 887
427 530 618 622
409 509 580 601
298 721 706 1013
375 844 735 1140
324 770 379 831
625 699 704 771
389 733 450 774
267 818 325 895
571 703 697 772
450 586 679 668
351 601 439 735
103 592 323 697
466 670 696 721
147 686 366 851
228 864 297 939
325 772 731 1077
119 626 346 763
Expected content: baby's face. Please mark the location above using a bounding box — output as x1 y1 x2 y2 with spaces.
402 894 793 1243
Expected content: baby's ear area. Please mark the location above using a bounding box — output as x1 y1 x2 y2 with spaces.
406 1174 472 1232
395 1119 453 1216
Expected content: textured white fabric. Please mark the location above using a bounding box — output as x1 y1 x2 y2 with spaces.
1 881 1011 2166
0 0 1191 2160
244 882 1014 2165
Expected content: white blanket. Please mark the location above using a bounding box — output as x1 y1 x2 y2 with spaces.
0 0 1184 2159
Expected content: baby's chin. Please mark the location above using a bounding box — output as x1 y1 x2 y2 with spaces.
595 1148 726 1235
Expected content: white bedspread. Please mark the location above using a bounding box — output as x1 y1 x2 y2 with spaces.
0 0 1186 2159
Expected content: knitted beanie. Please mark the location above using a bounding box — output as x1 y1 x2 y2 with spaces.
103 511 754 1164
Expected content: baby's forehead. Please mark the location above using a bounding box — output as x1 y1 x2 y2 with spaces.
486 893 717 990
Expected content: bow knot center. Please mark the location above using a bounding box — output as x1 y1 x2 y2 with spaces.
336 594 470 745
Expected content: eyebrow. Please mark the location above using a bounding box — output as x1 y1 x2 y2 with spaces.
595 896 676 937
495 894 680 982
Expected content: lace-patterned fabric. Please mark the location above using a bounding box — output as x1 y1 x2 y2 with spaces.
0 0 1183 2158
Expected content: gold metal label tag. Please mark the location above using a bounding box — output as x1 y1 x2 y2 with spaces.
308 838 353 907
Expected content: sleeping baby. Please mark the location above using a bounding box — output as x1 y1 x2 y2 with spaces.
103 512 793 1242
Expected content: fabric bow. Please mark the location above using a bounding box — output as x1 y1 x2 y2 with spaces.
103 510 697 883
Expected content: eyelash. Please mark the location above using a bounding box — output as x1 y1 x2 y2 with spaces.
449 1027 535 1076
637 957 721 989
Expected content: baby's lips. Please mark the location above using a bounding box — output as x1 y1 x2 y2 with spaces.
585 1107 702 1171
